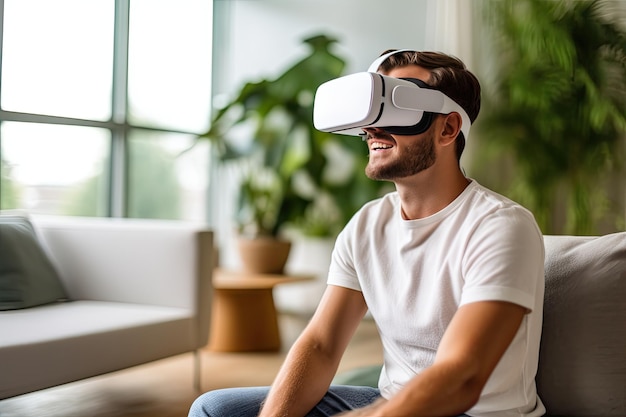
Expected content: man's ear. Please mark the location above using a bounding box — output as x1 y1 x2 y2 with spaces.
439 112 463 147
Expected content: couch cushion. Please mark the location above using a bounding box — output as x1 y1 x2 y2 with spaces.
0 300 194 399
538 233 626 417
0 215 67 310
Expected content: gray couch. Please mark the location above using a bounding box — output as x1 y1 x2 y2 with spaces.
0 215 214 400
334 232 626 417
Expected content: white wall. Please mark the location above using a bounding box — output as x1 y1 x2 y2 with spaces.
209 0 475 314
213 0 425 94
212 0 475 101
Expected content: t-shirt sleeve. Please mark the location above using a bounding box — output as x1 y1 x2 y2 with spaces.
460 206 545 312
327 222 362 292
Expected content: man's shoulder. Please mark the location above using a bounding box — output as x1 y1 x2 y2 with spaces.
467 181 533 216
355 191 399 216
460 181 542 236
468 180 517 204
338 192 399 240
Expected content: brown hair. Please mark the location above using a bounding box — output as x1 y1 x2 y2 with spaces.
376 50 481 159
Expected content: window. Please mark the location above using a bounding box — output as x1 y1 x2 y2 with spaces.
0 0 213 221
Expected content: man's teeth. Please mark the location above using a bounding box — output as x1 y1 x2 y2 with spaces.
372 142 393 150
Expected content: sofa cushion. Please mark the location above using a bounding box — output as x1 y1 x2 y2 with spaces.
538 233 626 417
0 215 67 310
0 300 194 399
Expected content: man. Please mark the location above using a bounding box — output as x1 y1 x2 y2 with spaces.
189 50 546 417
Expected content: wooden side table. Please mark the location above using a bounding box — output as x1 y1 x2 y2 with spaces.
208 269 315 352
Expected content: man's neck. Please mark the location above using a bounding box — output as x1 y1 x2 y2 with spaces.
395 168 470 220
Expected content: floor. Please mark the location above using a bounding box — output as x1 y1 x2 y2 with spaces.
0 314 383 417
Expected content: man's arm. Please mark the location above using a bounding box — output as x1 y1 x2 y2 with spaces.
259 284 368 417
342 300 527 417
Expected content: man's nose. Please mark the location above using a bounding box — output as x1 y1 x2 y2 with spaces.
362 127 388 138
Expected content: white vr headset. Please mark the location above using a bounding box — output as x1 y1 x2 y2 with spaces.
313 49 471 140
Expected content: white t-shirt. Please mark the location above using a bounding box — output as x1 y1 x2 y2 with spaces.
328 180 546 417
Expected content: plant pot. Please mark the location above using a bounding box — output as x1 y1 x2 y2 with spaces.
236 236 292 274
274 236 334 315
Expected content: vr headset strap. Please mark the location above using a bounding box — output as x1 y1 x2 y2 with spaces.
367 51 472 139
367 49 414 73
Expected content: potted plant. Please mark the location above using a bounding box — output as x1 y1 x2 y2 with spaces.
200 34 389 273
473 0 626 235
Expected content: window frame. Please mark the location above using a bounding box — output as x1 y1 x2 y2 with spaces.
0 0 212 219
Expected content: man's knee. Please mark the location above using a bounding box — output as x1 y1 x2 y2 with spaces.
188 387 269 417
188 390 222 417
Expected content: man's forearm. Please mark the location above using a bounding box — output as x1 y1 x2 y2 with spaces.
336 361 478 417
258 335 340 417
365 301 527 417
372 361 480 417
259 285 368 417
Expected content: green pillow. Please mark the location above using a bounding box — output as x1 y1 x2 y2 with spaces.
332 365 382 388
0 215 68 310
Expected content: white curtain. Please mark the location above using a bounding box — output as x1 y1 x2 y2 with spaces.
425 0 475 68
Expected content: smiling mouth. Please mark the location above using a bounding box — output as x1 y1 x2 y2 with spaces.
370 141 394 151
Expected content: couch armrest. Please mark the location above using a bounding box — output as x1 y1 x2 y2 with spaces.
32 215 213 314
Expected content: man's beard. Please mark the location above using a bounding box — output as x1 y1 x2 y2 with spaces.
365 131 437 180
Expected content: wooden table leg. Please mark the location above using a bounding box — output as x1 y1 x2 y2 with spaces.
208 287 281 352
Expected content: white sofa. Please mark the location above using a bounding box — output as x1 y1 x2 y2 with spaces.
0 215 214 400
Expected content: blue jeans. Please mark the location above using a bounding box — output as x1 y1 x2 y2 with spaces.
188 385 471 416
